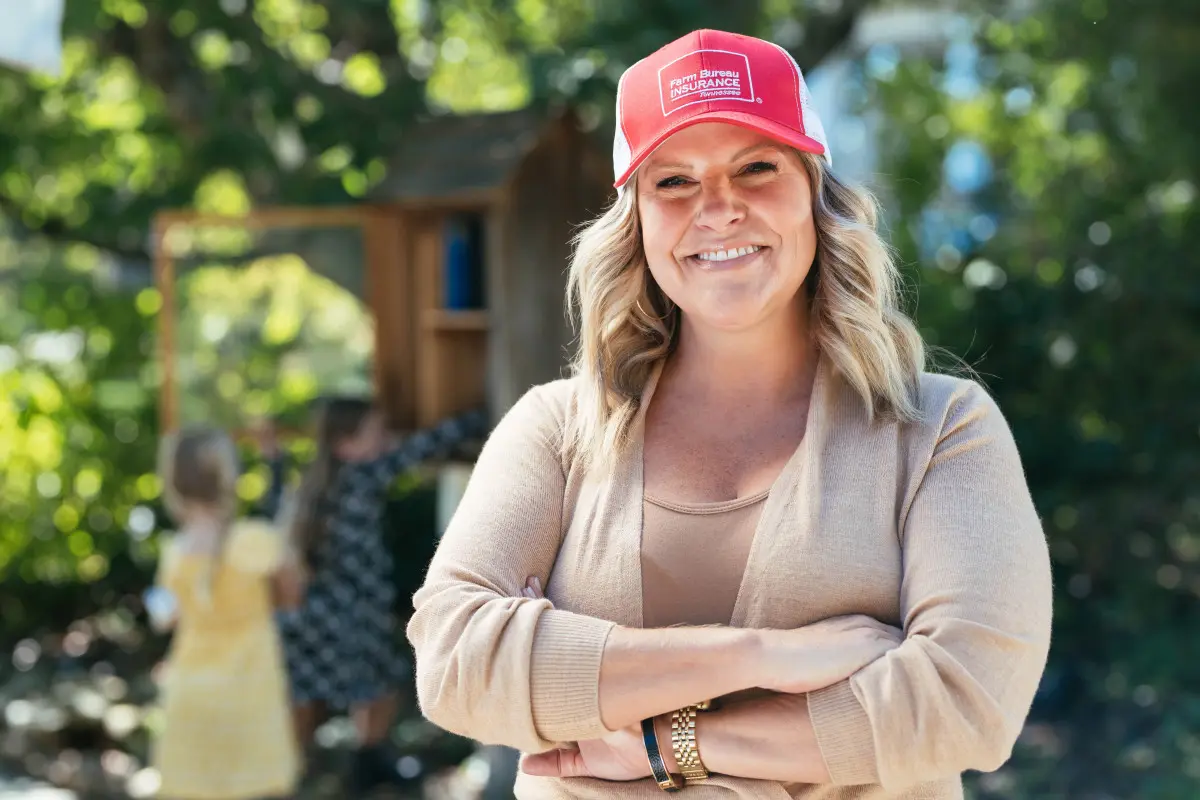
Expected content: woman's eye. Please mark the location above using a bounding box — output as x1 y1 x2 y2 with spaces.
741 161 778 176
656 175 690 189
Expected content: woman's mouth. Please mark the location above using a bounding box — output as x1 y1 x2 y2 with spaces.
686 245 767 269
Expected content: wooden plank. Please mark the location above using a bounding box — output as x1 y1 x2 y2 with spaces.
154 206 372 230
484 199 510 419
363 208 415 429
413 213 444 428
152 214 178 433
155 196 499 230
433 329 489 420
390 189 500 212
422 308 489 331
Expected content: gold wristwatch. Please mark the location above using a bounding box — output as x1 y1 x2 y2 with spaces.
670 702 711 783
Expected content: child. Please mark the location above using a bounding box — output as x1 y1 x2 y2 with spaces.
149 426 303 800
273 397 483 791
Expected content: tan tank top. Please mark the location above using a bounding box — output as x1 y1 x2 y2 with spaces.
640 490 769 628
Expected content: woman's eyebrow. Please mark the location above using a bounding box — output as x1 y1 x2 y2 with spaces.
645 143 783 173
645 159 690 172
730 142 783 160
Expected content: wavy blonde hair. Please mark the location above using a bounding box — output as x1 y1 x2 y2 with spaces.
565 150 926 470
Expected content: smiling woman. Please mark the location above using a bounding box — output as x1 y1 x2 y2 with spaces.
408 28 1051 800
636 128 819 335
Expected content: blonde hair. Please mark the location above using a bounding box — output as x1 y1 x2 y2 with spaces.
565 151 926 470
158 426 240 599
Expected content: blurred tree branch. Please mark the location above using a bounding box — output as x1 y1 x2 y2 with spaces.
0 0 877 263
0 196 149 262
790 0 874 73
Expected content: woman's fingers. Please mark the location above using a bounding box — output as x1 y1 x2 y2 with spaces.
523 576 544 599
519 748 590 778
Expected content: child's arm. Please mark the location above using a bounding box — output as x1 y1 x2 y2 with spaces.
361 409 489 489
271 542 308 611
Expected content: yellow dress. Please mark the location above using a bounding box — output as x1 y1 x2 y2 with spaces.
152 520 299 799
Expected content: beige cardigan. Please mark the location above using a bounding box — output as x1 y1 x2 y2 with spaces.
407 358 1053 799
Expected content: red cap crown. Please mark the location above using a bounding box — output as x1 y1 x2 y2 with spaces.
613 29 829 188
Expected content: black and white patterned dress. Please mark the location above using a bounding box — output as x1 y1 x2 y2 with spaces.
273 411 485 710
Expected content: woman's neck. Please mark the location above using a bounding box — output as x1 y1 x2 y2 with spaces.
667 301 816 406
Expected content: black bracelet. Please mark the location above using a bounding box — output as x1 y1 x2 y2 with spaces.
641 717 683 792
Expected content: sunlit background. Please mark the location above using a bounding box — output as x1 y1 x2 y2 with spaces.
1 0 1197 798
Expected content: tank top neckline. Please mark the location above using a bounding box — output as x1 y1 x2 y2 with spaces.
643 487 772 515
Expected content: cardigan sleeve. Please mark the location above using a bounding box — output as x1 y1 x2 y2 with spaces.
405 383 616 753
806 381 1053 789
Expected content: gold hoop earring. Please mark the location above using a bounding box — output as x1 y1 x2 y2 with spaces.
635 297 675 322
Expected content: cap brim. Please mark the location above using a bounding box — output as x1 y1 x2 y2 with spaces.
614 110 827 188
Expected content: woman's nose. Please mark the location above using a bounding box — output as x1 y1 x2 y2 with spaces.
694 179 746 231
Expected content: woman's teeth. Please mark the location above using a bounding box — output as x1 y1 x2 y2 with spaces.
695 245 762 263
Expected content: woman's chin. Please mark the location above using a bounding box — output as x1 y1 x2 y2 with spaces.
685 308 774 333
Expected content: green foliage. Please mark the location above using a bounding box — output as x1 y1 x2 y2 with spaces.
865 0 1200 794
0 235 161 636
171 252 374 430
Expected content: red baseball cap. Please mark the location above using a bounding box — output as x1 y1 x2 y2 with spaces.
613 29 830 188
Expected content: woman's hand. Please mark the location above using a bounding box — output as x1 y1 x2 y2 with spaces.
521 575 546 601
754 615 903 694
519 725 651 781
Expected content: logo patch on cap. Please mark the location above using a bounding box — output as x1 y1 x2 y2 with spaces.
658 49 755 116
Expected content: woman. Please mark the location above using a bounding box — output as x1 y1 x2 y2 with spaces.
407 28 1052 800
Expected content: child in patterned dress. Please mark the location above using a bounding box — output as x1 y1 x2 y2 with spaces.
149 426 304 800
272 397 483 791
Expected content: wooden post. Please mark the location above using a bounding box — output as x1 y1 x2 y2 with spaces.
152 215 178 433
362 205 415 429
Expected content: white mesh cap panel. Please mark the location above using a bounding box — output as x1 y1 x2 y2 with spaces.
796 68 831 166
612 67 633 186
766 41 831 166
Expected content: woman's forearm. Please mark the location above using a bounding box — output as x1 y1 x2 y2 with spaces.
596 626 764 731
594 613 900 733
661 693 830 785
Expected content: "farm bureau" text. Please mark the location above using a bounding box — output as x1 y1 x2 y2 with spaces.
668 68 742 99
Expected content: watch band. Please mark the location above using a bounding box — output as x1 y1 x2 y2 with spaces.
641 717 683 792
671 705 710 783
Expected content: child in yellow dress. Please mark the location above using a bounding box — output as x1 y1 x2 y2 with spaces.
149 426 303 800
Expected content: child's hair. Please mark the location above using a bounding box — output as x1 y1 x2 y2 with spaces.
289 396 375 569
158 426 240 600
159 426 239 522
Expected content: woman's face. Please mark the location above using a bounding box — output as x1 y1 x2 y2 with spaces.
636 122 817 333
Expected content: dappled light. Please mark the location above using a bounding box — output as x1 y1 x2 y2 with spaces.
169 247 374 431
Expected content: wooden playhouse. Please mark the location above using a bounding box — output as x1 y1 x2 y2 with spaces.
151 107 613 438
